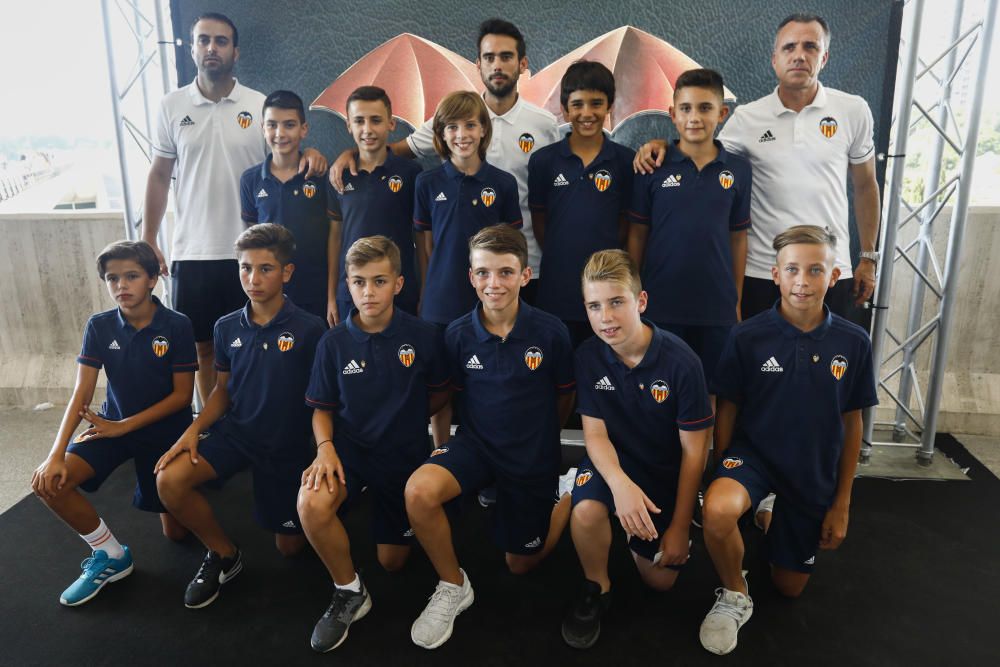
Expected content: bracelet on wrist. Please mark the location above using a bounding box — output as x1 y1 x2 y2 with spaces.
316 439 333 449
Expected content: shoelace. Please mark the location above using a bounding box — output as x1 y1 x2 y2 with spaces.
322 589 355 619
193 552 220 583
79 554 106 578
423 583 462 622
709 588 748 622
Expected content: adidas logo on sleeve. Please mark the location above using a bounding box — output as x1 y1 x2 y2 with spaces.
342 360 364 375
108 340 120 350
343 183 355 192
230 337 242 348
761 356 783 372
256 189 269 199
759 130 776 143
594 376 615 390
435 192 448 202
553 173 569 187
465 355 484 370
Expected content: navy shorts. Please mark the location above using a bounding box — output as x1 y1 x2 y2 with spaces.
68 431 168 513
713 447 823 573
197 423 310 534
337 440 428 546
171 260 246 342
426 435 558 556
656 322 732 387
571 455 682 566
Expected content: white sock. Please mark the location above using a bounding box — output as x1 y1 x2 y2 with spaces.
81 518 125 560
335 573 361 593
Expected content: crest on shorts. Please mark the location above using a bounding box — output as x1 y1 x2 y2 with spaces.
819 116 838 138
398 344 416 368
302 181 317 198
480 187 496 207
524 346 543 371
430 446 449 457
388 175 403 193
575 469 593 486
151 336 169 357
593 169 612 192
518 133 535 153
277 331 295 352
237 111 253 129
830 355 848 380
722 456 743 469
650 379 670 403
718 170 735 189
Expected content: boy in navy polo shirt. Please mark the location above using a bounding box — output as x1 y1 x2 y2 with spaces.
240 90 335 323
404 225 575 650
328 87 422 324
698 226 877 655
297 236 450 652
628 68 751 391
31 240 197 606
155 224 326 609
528 60 633 347
562 250 713 649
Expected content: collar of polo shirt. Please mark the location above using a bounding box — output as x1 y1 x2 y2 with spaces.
345 306 403 341
599 318 663 369
768 81 830 116
768 302 833 339
471 300 535 342
239 296 296 329
187 76 245 106
115 294 168 331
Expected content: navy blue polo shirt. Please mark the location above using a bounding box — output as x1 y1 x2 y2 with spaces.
711 304 877 510
240 155 331 314
329 151 423 312
629 141 752 325
528 134 634 321
575 323 714 479
78 296 197 442
213 298 326 455
413 160 522 324
304 307 449 455
446 301 575 481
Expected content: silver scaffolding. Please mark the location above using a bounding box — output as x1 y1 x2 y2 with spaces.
864 0 998 464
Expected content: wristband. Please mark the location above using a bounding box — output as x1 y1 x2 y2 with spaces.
316 439 333 449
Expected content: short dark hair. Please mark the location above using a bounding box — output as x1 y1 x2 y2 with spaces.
96 240 160 279
560 60 616 108
346 235 402 276
673 68 725 100
235 223 296 265
346 85 393 118
262 90 305 123
478 18 526 60
190 12 238 47
468 225 528 272
777 13 831 47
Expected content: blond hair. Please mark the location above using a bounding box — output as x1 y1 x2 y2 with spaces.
772 225 837 254
581 249 642 297
345 235 401 275
432 91 492 161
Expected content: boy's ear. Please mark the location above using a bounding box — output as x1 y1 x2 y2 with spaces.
388 116 397 132
637 290 648 314
301 122 310 139
394 274 404 296
283 262 295 283
668 105 675 119
718 104 730 122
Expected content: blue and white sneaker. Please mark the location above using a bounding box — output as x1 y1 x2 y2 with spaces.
60 547 134 607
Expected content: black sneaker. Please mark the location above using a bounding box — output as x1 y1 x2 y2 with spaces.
310 581 372 652
477 486 497 508
561 580 611 649
184 549 243 609
691 489 705 528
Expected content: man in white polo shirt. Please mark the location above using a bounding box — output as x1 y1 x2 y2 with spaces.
330 18 560 304
635 13 880 320
142 12 326 404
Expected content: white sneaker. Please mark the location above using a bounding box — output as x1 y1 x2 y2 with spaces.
558 468 578 498
699 575 753 655
411 569 474 649
754 493 776 530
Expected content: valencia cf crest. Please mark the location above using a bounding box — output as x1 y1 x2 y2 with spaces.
302 181 316 198
480 187 496 207
593 169 612 192
830 355 848 380
650 380 670 403
575 469 593 486
819 116 838 138
277 331 295 352
718 170 735 190
524 346 543 371
237 111 253 129
518 133 535 153
398 344 416 368
430 446 449 457
152 336 169 357
722 456 743 469
388 175 403 193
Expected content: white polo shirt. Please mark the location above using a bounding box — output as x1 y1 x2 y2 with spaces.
153 78 267 262
406 94 560 275
718 83 875 279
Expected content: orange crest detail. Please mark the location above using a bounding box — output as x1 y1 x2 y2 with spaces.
277 332 295 352
480 187 496 207
575 470 593 487
237 111 253 129
388 175 403 193
302 182 316 198
430 447 449 457
518 133 535 153
830 355 848 381
398 344 416 368
524 346 543 371
593 169 612 192
650 380 669 403
718 170 734 189
819 116 838 138
152 336 169 357
722 457 743 469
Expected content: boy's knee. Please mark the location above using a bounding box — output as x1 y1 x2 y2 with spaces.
297 485 341 525
505 553 541 576
702 490 745 538
162 522 189 542
276 534 306 557
771 569 809 598
404 472 442 515
378 552 408 572
639 569 678 592
571 499 607 529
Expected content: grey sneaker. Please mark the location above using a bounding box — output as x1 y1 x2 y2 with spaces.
310 579 372 652
411 569 474 649
699 575 753 655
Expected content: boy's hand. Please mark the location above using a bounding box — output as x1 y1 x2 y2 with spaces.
657 522 690 567
298 147 328 180
328 149 359 193
327 301 339 328
149 243 168 276
154 430 201 473
819 504 849 550
633 139 668 175
301 443 346 493
31 456 69 500
610 477 661 541
75 408 130 441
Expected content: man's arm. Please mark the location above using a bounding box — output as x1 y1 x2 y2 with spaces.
658 426 710 566
730 229 748 320
820 409 863 550
713 398 739 463
329 139 418 193
850 158 880 305
327 218 343 326
142 155 176 276
416 230 433 306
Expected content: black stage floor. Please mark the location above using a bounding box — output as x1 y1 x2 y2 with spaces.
3 434 997 666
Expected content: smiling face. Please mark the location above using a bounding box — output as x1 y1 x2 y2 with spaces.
477 34 526 99
771 241 840 315
582 279 647 348
469 248 530 314
670 85 728 146
563 89 610 139
347 98 395 155
238 248 292 306
103 258 157 311
347 257 402 322
771 20 829 92
263 107 307 158
442 116 485 162
191 18 238 80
